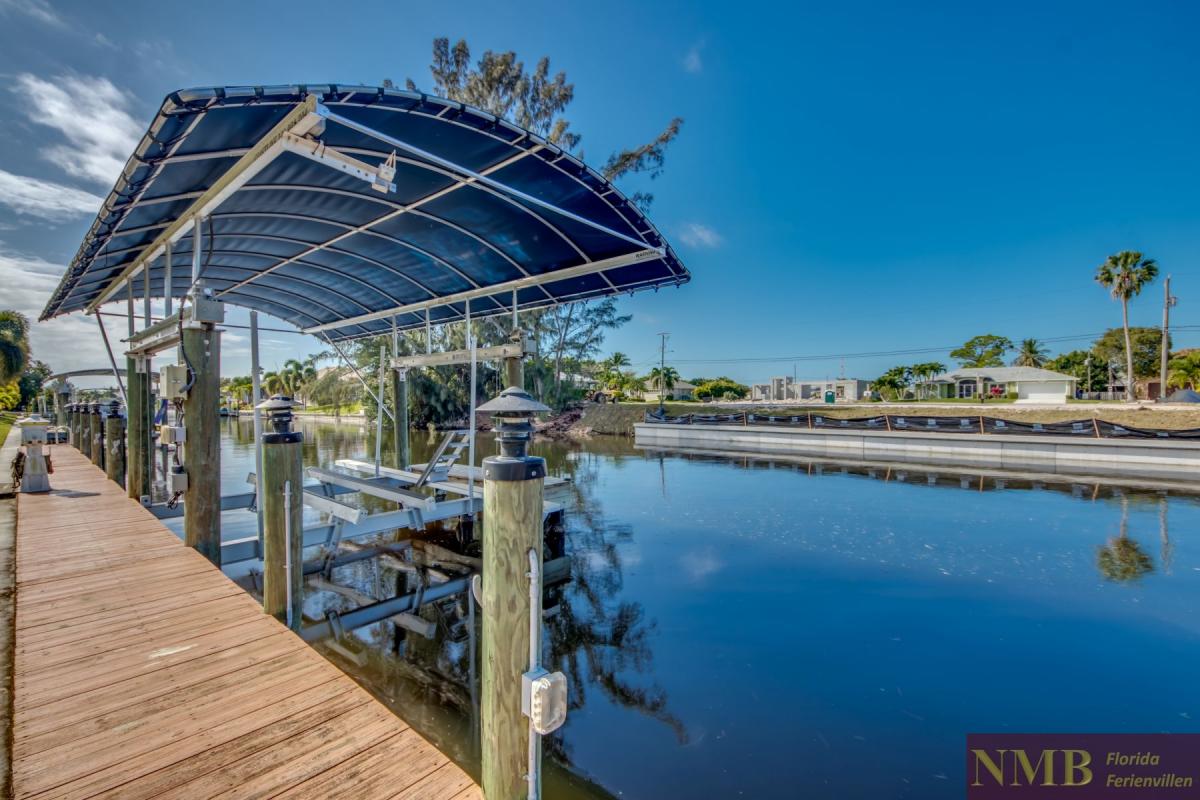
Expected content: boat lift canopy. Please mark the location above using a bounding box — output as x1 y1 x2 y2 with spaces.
40 84 689 339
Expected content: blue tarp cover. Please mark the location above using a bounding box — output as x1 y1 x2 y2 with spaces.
42 84 689 340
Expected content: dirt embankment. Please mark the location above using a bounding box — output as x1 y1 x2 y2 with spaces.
556 402 1200 438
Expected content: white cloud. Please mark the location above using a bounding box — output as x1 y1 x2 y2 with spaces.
13 73 143 186
678 222 722 249
0 0 64 27
0 169 103 220
0 244 114 373
682 40 705 74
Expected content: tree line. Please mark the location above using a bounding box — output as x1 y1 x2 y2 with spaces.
872 250 1188 401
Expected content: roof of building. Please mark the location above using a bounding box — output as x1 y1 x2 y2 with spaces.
41 84 689 342
646 377 696 391
932 366 1077 383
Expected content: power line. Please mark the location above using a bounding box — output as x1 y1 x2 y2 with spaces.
623 325 1200 367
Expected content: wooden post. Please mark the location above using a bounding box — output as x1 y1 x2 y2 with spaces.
126 357 151 501
78 405 91 460
182 326 221 565
504 355 523 392
89 405 103 468
105 402 126 487
479 387 551 800
260 400 303 629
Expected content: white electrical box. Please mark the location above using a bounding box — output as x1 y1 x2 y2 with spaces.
160 364 189 401
159 424 186 444
167 466 189 494
522 668 568 735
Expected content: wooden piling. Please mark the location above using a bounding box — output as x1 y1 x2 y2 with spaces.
504 356 523 393
125 357 150 501
105 409 126 487
182 326 221 565
481 460 544 800
89 407 103 469
261 431 303 628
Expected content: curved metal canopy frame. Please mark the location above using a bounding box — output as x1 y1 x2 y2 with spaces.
41 84 690 341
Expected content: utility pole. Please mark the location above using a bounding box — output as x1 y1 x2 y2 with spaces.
657 332 669 413
1160 275 1177 401
1085 354 1092 396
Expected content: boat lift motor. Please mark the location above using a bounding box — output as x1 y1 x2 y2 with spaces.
15 414 52 493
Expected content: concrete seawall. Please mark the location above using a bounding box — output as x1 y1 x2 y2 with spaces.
634 423 1200 482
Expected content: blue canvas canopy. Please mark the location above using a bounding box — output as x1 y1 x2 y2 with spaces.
41 84 689 341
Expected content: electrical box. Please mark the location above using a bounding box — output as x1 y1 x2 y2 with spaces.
187 295 225 325
522 668 568 735
167 466 189 494
159 424 186 444
160 364 189 401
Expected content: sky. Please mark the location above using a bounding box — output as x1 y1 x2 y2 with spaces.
1 0 1198 387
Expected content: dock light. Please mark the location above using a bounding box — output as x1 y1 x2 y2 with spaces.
108 398 122 417
256 395 302 444
477 386 550 468
15 414 51 493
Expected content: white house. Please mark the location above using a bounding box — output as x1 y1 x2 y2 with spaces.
643 376 696 402
930 367 1077 403
751 376 870 402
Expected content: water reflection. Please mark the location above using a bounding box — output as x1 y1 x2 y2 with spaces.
209 421 1200 800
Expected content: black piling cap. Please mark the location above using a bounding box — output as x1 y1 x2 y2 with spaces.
257 394 303 444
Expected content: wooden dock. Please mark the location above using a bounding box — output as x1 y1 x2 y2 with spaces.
11 446 482 799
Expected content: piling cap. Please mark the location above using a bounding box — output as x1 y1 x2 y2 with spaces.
477 386 550 416
255 394 297 411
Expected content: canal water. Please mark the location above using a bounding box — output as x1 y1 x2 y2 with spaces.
210 416 1200 799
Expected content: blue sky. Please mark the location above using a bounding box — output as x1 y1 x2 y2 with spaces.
1 0 1197 385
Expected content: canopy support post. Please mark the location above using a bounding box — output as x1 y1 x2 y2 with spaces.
251 311 265 547
375 344 386 478
183 215 222 565
125 279 151 502
505 288 524 391
391 316 408 469
164 242 173 317
467 299 477 507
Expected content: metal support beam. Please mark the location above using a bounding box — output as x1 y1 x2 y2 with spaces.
303 248 661 335
87 97 324 312
390 339 530 370
321 334 394 422
300 575 471 643
306 467 435 510
323 107 664 255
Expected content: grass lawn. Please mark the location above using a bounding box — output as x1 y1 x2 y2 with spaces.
0 413 13 445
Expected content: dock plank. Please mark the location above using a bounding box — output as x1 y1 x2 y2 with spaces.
12 446 480 799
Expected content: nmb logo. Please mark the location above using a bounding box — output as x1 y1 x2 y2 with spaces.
970 749 1094 788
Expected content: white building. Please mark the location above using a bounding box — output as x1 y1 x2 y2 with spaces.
930 367 1077 403
750 377 870 403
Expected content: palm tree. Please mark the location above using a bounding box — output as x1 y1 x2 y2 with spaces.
598 351 632 391
1096 251 1158 400
910 361 946 399
1167 352 1200 390
1012 338 1049 368
1097 493 1154 582
648 366 679 394
0 310 30 385
621 373 646 400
